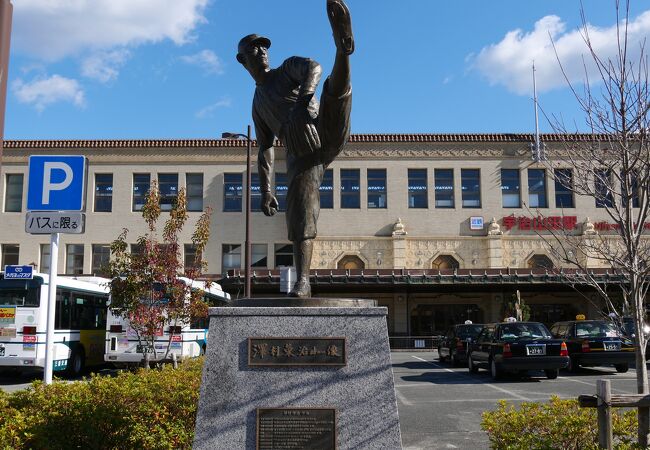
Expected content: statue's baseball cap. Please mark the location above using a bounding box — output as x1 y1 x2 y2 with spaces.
236 34 271 62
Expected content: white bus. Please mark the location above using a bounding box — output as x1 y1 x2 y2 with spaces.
0 272 110 376
105 278 230 366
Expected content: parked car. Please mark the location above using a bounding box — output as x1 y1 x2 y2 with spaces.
467 321 569 380
549 319 635 373
438 322 484 366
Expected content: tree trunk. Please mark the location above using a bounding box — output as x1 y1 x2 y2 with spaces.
635 287 649 447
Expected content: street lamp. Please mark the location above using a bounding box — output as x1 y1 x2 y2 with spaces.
222 125 253 298
0 0 13 170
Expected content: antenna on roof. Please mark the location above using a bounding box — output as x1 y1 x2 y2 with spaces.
531 62 545 161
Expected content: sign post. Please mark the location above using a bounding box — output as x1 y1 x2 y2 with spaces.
26 155 86 384
44 233 59 384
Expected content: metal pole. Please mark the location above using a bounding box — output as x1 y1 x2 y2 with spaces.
245 124 252 298
0 0 12 168
44 232 59 384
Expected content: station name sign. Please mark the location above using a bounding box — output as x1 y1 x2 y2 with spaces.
501 215 650 233
502 215 577 231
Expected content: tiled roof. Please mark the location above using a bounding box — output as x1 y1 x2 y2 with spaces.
2 133 609 149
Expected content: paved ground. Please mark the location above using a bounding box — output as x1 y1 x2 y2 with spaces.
0 352 644 449
392 351 641 450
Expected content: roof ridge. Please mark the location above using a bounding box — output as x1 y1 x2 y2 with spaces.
2 132 611 148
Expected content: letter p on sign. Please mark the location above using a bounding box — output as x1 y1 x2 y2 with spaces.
27 156 86 211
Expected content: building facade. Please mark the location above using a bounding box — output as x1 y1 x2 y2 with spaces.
0 134 631 335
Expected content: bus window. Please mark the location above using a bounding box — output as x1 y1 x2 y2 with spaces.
94 296 107 330
55 289 71 330
0 279 40 307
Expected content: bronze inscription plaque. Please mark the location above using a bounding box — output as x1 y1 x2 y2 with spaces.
257 408 337 450
248 337 346 367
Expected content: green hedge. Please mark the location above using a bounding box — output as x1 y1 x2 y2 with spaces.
481 396 639 449
0 358 204 450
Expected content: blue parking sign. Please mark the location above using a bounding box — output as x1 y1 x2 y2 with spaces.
27 156 86 211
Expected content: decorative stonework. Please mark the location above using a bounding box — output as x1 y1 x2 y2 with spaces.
405 239 486 269
340 148 526 159
502 239 552 268
392 218 407 236
487 217 502 236
582 217 597 235
313 239 393 269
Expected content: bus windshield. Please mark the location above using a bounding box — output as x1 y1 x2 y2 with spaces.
0 279 40 307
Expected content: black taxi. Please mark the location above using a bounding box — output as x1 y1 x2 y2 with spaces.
549 318 635 372
467 320 569 380
438 322 484 366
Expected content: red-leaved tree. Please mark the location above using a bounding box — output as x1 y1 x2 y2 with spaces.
107 181 212 368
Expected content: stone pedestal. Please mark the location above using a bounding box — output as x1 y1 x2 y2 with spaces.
193 298 402 449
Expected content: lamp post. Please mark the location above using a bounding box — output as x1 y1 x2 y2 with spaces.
0 0 12 170
222 125 252 298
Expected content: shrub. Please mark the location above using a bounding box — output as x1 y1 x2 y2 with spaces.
481 396 639 449
0 358 204 450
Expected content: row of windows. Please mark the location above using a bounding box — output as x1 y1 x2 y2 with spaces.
2 173 204 213
0 243 201 276
3 168 638 214
223 168 577 211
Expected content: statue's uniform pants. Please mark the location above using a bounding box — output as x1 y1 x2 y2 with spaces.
282 79 352 242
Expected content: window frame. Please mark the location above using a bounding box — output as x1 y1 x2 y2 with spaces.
275 172 288 212
367 168 387 209
554 168 574 208
65 244 85 275
94 173 113 213
340 169 361 209
320 169 334 209
434 168 455 209
132 173 151 212
461 169 481 208
408 168 428 209
501 169 521 208
4 173 23 213
223 173 243 212
158 173 179 212
527 169 548 208
1 244 19 266
186 173 204 212
91 244 111 276
221 244 242 272
274 243 294 268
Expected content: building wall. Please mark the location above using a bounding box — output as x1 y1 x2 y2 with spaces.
0 136 633 335
0 138 626 274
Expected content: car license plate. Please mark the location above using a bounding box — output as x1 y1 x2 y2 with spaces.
604 341 621 351
526 344 546 356
0 345 4 357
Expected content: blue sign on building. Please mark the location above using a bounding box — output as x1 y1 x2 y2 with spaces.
4 265 34 279
27 156 86 211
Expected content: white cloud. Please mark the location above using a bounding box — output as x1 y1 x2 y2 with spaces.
181 50 224 75
81 49 131 83
196 98 231 119
13 0 209 61
471 11 650 95
12 75 85 112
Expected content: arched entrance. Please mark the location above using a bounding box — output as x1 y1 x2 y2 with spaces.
527 254 554 269
431 255 460 270
337 255 365 270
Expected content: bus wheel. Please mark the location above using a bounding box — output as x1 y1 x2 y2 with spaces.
66 347 85 377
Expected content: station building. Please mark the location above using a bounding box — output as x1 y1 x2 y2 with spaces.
0 134 628 336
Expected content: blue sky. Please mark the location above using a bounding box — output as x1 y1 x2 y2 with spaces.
5 0 650 139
